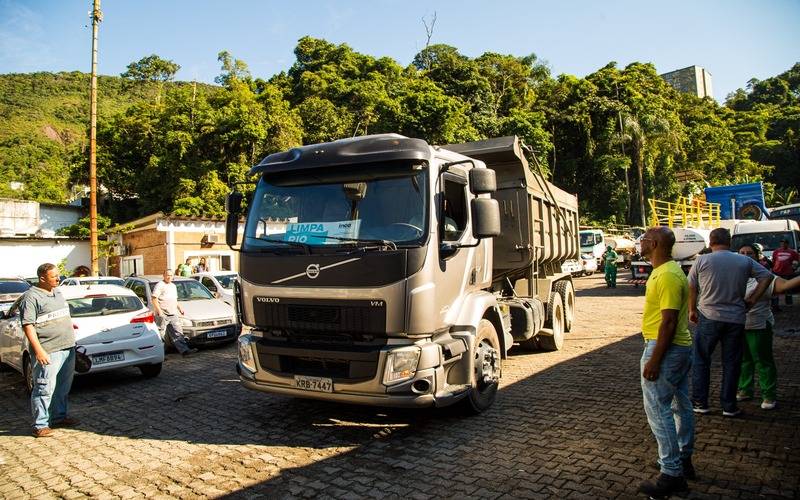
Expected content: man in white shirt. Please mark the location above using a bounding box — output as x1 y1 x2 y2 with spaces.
153 269 197 356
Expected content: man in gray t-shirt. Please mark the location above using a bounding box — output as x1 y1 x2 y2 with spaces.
20 263 79 437
687 228 772 417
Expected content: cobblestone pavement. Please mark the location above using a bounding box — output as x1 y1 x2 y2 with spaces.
1 272 798 499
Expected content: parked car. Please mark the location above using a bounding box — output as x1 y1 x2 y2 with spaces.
0 285 164 391
60 276 126 287
0 278 30 315
123 275 239 346
580 254 598 276
189 271 238 306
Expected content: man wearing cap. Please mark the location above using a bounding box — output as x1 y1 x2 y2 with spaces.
771 238 799 306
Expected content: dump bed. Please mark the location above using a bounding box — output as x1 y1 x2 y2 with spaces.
444 137 580 277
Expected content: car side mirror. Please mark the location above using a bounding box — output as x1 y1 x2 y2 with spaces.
468 168 496 195
471 198 501 238
226 191 243 248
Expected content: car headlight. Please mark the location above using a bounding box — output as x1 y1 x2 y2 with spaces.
179 317 193 327
382 347 420 385
581 253 593 260
238 335 256 373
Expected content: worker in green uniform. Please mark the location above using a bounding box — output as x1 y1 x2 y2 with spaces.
604 245 619 288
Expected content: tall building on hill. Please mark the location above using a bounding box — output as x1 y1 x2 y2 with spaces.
660 65 713 99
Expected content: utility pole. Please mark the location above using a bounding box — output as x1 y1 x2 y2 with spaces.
89 0 102 276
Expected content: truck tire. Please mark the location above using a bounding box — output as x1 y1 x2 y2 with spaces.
460 319 501 415
539 292 565 351
554 280 575 332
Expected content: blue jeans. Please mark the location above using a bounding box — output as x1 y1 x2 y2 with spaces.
641 341 694 477
31 347 75 430
691 314 745 412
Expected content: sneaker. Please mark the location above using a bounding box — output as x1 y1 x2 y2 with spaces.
32 427 54 438
638 473 689 499
761 400 777 410
722 408 743 418
692 402 711 414
736 391 752 402
651 457 696 480
51 417 80 428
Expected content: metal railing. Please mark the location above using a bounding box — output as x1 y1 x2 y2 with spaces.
648 197 720 228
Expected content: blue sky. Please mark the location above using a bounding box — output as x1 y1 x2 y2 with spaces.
1 0 798 102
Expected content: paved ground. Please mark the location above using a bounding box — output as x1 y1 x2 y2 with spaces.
1 272 798 499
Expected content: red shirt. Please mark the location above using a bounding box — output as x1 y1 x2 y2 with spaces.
772 247 800 275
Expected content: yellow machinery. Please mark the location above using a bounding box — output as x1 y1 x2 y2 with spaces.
648 196 721 229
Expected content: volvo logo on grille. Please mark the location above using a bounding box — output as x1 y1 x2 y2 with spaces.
256 297 280 303
306 264 320 279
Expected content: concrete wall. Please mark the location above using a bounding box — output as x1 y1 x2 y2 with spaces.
0 239 92 278
39 205 83 233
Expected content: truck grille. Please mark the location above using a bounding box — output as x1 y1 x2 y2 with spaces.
253 298 386 334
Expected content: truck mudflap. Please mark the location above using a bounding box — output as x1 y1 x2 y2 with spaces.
237 333 473 408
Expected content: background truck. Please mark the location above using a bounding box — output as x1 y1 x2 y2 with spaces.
227 134 579 413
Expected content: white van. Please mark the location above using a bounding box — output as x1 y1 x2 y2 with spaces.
731 219 800 259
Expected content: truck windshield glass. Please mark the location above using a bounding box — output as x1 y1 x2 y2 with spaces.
244 167 427 251
579 232 594 247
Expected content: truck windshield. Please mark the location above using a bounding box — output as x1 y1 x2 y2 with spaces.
579 232 595 247
244 166 428 252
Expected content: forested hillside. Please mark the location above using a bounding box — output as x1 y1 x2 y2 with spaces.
1 38 797 225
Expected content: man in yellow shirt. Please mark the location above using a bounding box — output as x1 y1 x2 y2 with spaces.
637 227 694 498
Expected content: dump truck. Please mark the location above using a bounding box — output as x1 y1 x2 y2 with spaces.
227 134 579 413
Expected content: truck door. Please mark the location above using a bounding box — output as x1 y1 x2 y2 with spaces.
434 172 482 323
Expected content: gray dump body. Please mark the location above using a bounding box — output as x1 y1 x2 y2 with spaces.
446 137 580 299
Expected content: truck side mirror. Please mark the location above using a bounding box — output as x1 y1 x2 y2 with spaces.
468 169 496 195
225 191 243 248
471 198 501 238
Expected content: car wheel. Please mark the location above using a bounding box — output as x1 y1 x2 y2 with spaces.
23 354 33 394
139 363 162 378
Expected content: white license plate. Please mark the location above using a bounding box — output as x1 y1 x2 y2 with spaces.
92 352 124 365
206 330 228 339
294 375 333 393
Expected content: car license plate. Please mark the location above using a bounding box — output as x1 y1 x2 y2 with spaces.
92 352 124 365
206 330 228 339
294 375 333 393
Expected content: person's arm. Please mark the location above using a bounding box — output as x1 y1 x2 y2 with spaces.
688 284 698 324
774 274 800 294
152 284 163 316
23 323 50 365
642 309 679 380
747 261 774 307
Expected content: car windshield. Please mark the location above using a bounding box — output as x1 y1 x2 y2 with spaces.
215 274 237 289
176 280 214 300
67 295 143 317
731 231 793 252
74 278 124 286
0 281 30 294
579 233 595 247
243 164 427 252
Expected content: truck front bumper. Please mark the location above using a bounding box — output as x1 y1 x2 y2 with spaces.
236 333 470 408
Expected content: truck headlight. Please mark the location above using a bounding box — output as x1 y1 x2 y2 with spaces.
238 335 256 373
382 347 420 385
179 317 193 327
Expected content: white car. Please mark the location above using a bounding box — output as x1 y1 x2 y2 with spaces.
189 272 238 307
60 276 126 287
123 276 240 346
0 285 164 391
580 253 598 276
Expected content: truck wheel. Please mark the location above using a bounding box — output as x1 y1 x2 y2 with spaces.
539 292 565 351
460 319 501 414
554 280 575 332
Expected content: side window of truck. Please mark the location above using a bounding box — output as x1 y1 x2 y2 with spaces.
441 175 468 242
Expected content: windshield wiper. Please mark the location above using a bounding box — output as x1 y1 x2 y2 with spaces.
253 236 312 255
315 235 398 251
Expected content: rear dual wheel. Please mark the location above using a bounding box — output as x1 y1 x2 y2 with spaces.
538 291 565 351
